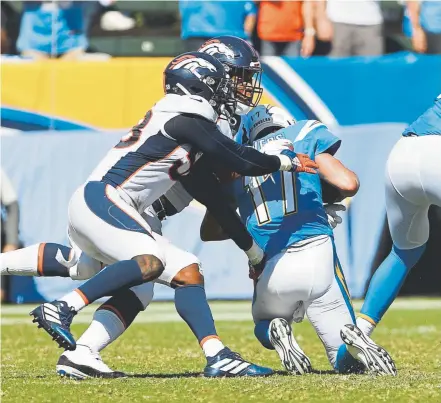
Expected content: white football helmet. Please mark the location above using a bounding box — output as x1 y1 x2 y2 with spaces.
247 104 295 144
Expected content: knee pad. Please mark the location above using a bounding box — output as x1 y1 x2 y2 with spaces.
69 252 103 280
130 282 155 310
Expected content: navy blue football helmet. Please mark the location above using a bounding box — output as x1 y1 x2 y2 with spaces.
199 36 263 112
163 51 236 116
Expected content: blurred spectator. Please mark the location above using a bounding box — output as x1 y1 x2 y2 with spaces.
1 6 10 54
404 1 441 54
321 0 384 57
16 1 88 59
1 168 20 303
179 1 256 51
1 168 19 253
82 1 135 34
257 1 316 57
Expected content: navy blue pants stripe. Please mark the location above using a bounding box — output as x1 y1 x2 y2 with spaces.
84 181 153 238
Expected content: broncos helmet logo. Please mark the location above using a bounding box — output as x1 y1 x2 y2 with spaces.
199 40 235 60
170 55 217 78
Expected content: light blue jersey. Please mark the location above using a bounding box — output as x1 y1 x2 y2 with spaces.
403 94 441 137
231 114 249 143
232 120 341 259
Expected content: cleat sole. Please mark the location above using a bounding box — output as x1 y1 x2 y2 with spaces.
341 324 397 376
269 318 312 375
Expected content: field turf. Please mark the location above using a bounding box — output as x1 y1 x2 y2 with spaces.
1 299 440 402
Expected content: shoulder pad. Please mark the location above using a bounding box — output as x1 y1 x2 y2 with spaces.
153 94 218 122
294 120 327 142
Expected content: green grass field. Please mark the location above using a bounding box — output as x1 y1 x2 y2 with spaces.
2 299 440 403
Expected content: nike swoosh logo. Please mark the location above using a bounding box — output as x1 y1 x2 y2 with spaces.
191 97 203 103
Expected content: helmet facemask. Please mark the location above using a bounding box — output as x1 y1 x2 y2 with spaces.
204 74 237 119
229 63 263 114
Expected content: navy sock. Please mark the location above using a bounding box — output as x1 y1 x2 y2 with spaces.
77 260 143 304
360 244 425 323
39 243 71 277
174 284 217 343
98 288 144 328
254 320 274 350
335 344 365 374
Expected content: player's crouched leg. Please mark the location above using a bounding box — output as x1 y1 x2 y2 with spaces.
170 263 273 377
57 282 154 379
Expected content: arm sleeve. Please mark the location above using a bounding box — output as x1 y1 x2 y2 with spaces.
179 157 253 251
165 114 281 177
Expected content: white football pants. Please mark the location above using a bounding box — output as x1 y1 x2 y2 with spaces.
252 236 355 367
386 135 441 250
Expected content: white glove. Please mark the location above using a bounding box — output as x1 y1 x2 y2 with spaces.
325 203 346 229
259 138 294 155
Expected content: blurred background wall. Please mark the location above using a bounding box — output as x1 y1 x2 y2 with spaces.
1 0 441 303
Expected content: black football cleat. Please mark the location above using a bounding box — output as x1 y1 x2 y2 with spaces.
30 301 77 350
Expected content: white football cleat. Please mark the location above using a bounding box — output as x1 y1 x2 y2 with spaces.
56 345 127 380
340 324 397 376
269 318 312 375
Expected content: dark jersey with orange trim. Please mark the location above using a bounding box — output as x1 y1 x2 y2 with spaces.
87 93 281 216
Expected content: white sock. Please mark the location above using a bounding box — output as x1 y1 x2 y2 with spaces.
0 244 40 276
77 309 125 353
356 317 376 337
59 290 87 312
202 338 225 358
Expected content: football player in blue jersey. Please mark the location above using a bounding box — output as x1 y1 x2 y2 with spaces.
202 105 397 376
357 94 441 337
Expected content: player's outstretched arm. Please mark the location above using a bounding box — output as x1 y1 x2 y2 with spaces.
316 153 359 198
165 115 297 176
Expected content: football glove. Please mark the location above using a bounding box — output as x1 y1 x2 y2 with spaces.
249 254 267 282
279 150 318 173
324 203 346 229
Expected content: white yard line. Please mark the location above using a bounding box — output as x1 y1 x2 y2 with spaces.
1 299 440 325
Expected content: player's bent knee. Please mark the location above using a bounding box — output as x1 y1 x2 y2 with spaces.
171 264 204 288
132 254 164 282
130 282 155 310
